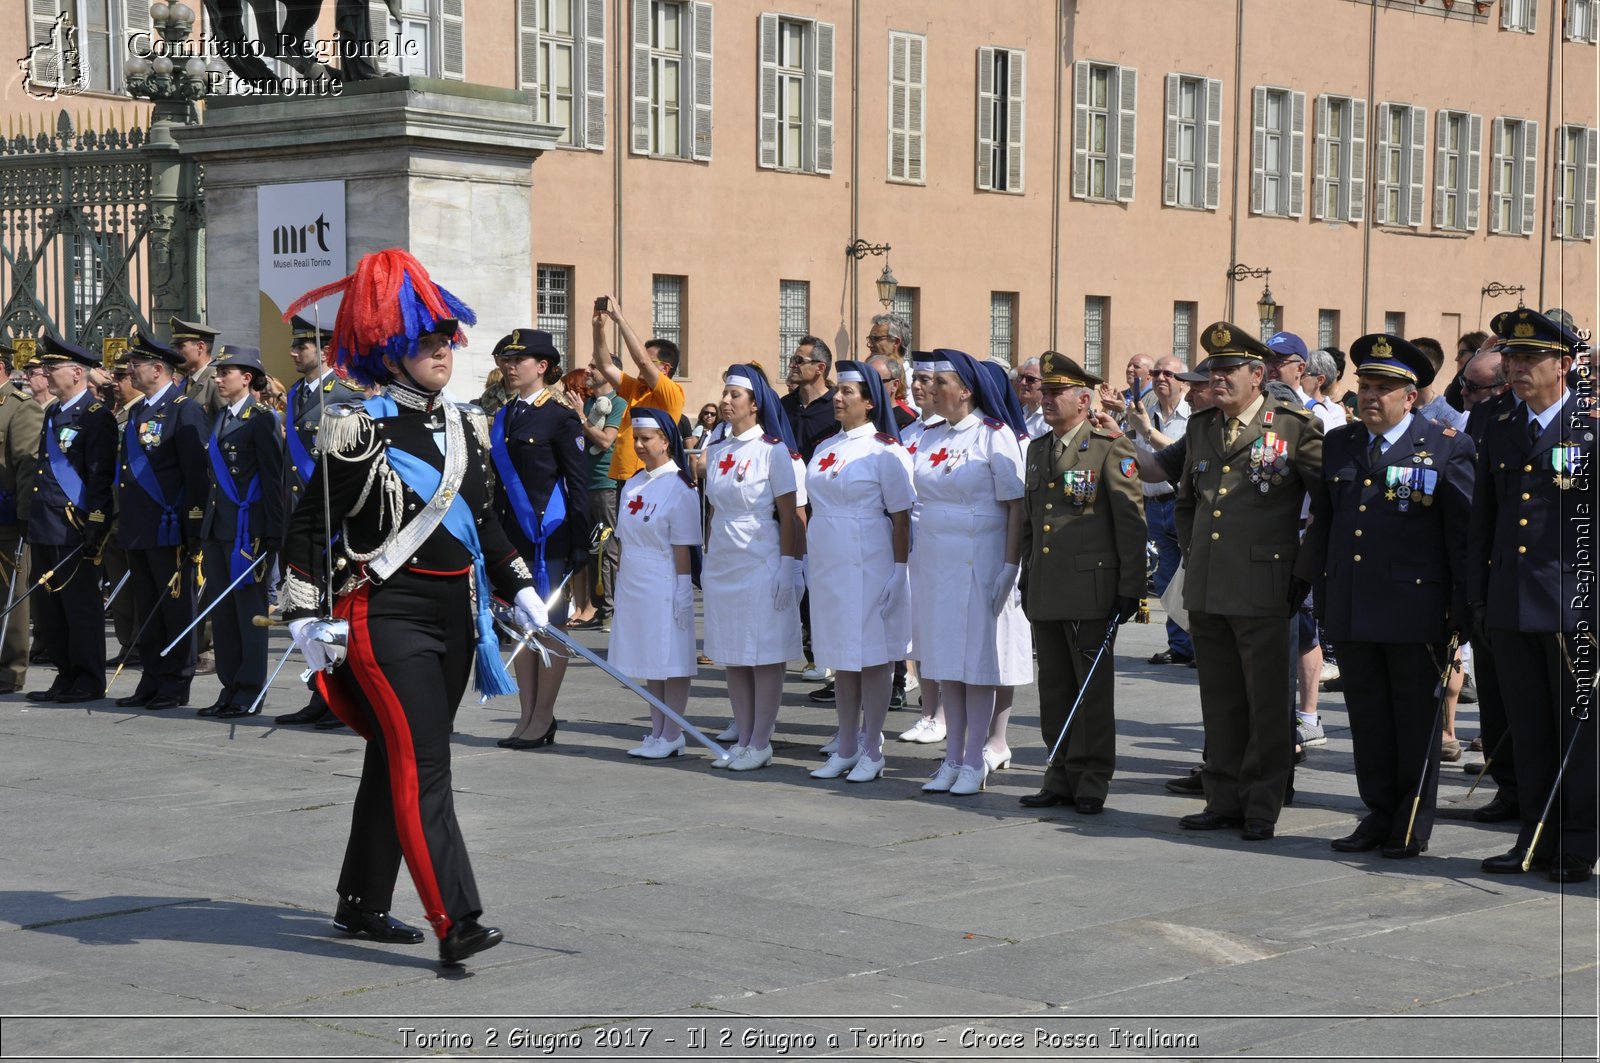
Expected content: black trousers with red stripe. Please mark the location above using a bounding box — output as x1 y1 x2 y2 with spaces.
320 571 481 938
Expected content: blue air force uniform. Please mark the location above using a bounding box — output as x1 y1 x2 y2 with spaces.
25 336 118 702
1468 309 1597 882
285 369 365 501
1309 335 1476 855
117 330 210 708
198 345 286 715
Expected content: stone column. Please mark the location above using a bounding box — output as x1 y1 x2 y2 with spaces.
174 77 557 390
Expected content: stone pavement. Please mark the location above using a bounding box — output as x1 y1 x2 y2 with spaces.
0 612 1594 1062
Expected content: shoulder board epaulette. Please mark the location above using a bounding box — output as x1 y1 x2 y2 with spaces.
462 404 490 449
762 433 783 446
1271 401 1312 420
323 402 365 418
457 402 486 417
981 416 1004 430
875 431 900 445
1089 427 1118 440
172 394 187 403
319 402 373 457
87 402 102 413
1442 426 1458 437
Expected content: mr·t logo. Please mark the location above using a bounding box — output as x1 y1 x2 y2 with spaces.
271 213 334 256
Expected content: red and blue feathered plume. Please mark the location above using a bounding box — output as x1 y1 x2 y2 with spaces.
283 248 476 387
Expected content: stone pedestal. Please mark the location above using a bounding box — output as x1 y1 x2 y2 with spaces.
175 77 557 391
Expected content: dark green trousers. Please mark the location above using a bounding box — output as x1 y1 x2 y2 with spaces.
1190 610 1293 824
1033 618 1118 802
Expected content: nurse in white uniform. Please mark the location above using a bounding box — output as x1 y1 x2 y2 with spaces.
701 364 806 772
897 355 947 747
909 348 1033 797
806 361 914 784
608 409 702 759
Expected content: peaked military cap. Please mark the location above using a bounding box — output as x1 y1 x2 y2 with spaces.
169 316 219 344
1038 350 1101 388
1177 359 1213 383
492 327 560 361
35 333 99 368
289 315 332 346
214 343 267 375
1491 307 1588 356
1198 321 1273 368
128 325 186 368
1350 333 1434 388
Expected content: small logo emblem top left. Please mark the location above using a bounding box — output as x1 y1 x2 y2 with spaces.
20 12 88 100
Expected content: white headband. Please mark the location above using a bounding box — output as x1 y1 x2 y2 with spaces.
724 373 755 392
836 369 868 384
913 360 956 374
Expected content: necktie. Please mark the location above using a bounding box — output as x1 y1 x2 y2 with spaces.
1368 434 1383 466
1050 435 1063 464
1225 417 1242 448
1528 417 1541 446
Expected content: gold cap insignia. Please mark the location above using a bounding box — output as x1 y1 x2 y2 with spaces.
1371 337 1392 358
1210 324 1232 348
1512 322 1537 338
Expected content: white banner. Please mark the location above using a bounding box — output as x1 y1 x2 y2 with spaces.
257 180 346 374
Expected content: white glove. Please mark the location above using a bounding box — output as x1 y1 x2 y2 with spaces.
773 556 804 612
990 562 1020 617
876 562 909 620
513 586 550 631
289 617 334 674
673 574 695 630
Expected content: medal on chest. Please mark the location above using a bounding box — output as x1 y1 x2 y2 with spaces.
138 417 164 448
626 493 658 522
716 452 755 482
1552 443 1586 490
927 447 962 473
1249 433 1289 493
1064 469 1098 507
57 426 78 451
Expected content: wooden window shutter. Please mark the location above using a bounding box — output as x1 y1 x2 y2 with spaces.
1249 85 1268 214
1374 102 1394 225
978 47 998 191
1114 64 1136 202
691 1 713 160
814 20 835 174
1348 97 1367 222
1407 105 1426 226
517 0 539 93
1313 95 1330 220
1006 48 1027 193
1163 74 1181 206
1204 77 1223 210
1070 59 1089 199
1289 90 1306 217
1519 119 1539 235
1466 113 1483 231
631 0 652 155
757 12 779 169
441 0 466 80
584 0 607 150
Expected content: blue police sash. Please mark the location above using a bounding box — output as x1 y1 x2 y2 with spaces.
367 396 516 698
124 410 181 546
44 409 86 508
208 411 263 583
285 381 317 488
489 403 566 596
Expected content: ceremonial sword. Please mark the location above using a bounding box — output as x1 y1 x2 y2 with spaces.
1402 631 1459 848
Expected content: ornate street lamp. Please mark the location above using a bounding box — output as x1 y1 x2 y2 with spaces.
874 264 898 309
124 2 222 116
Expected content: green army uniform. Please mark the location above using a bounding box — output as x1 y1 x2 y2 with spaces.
170 317 223 420
0 343 43 690
1175 322 1327 833
1019 353 1147 807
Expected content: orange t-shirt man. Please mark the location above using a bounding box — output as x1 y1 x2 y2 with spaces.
590 302 685 482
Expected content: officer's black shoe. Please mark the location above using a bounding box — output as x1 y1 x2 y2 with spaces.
144 695 184 710
1018 789 1068 808
439 919 502 966
216 704 259 719
333 900 425 945
25 688 64 703
807 682 836 705
1240 819 1275 841
116 691 155 707
1481 847 1550 874
54 689 102 704
1164 770 1205 795
1330 830 1384 853
1471 796 1520 823
1074 797 1105 815
314 715 347 730
1380 839 1427 859
1179 810 1242 831
1549 856 1594 884
275 704 329 725
197 693 231 717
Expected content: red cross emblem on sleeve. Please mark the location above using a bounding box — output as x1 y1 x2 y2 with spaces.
928 448 949 467
627 496 645 515
717 453 736 475
818 452 837 471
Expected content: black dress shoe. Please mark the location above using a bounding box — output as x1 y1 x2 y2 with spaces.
144 695 184 710
1074 797 1105 815
807 683 836 704
1471 796 1521 823
275 704 329 725
116 691 155 707
507 720 558 750
1018 789 1069 808
1164 771 1205 795
439 919 503 966
25 689 64 702
1482 848 1550 874
1180 810 1243 831
1147 650 1193 665
1549 855 1594 884
1381 839 1428 859
53 689 102 704
333 900 425 944
314 715 347 730
889 684 907 710
216 703 259 719
1241 819 1275 841
1331 831 1385 853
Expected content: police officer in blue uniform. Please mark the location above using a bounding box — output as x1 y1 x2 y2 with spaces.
1470 308 1596 884
23 335 118 703
115 327 210 710
198 344 286 718
275 315 364 727
1309 334 1476 859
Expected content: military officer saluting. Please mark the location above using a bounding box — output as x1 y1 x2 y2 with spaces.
0 339 44 692
170 316 223 420
1309 335 1475 859
275 315 364 727
197 345 286 718
1470 308 1596 884
23 335 118 703
1175 322 1327 842
1017 353 1147 814
115 327 210 710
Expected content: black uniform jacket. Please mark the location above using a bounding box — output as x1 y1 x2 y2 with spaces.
490 393 591 565
285 371 367 502
116 385 209 550
29 393 118 548
1310 414 1475 645
200 396 287 547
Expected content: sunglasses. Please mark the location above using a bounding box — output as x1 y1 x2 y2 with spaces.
1017 375 1042 384
1150 369 1180 379
1461 379 1506 395
789 356 822 366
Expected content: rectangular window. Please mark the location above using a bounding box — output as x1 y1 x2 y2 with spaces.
652 274 685 356
1165 75 1222 210
779 280 810 359
1314 94 1367 223
1503 0 1537 32
537 0 576 145
1083 296 1109 377
1571 0 1598 41
1490 116 1539 235
1554 125 1599 240
1384 311 1406 338
32 0 148 93
384 0 465 79
1375 102 1426 227
758 13 834 174
536 265 573 358
990 292 1017 364
631 0 712 159
1318 309 1340 351
1072 60 1136 202
1251 86 1306 218
1433 110 1483 231
978 46 1027 193
1172 301 1197 363
891 288 919 351
887 31 926 183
